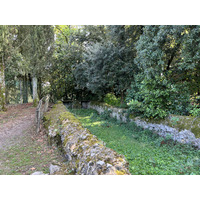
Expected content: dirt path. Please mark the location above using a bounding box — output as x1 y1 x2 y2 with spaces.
0 103 64 175
0 103 36 150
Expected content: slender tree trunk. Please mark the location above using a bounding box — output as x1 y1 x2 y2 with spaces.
5 87 9 104
23 74 28 103
37 77 42 100
0 63 6 111
32 76 38 106
19 79 23 104
28 73 33 98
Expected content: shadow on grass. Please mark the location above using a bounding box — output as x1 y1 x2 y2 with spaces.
71 108 200 175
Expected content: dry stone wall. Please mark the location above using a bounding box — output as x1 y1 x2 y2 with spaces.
44 102 130 175
87 102 200 149
86 102 128 122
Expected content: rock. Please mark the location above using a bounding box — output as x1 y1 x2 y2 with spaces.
106 163 112 168
96 161 105 166
51 160 62 166
49 164 61 175
48 127 57 137
134 118 200 148
31 171 48 175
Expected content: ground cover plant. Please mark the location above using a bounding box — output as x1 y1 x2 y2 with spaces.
71 109 200 175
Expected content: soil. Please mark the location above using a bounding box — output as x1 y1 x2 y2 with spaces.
0 103 64 175
0 103 35 150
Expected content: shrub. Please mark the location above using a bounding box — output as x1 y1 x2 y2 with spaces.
127 100 143 116
170 116 180 126
101 109 112 120
127 76 192 119
190 105 200 117
104 93 121 107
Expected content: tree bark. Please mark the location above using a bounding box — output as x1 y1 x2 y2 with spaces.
23 74 28 103
5 87 9 104
166 42 181 71
32 76 38 106
37 77 42 100
0 63 6 111
19 79 23 104
28 73 33 98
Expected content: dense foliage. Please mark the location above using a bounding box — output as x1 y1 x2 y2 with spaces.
127 76 192 118
1 25 200 118
0 25 54 107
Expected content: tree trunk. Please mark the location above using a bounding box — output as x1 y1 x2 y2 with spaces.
32 76 38 106
28 73 33 98
5 87 9 104
37 77 42 100
19 79 23 104
0 63 6 111
23 74 28 103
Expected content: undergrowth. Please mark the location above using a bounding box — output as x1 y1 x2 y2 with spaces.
71 108 200 175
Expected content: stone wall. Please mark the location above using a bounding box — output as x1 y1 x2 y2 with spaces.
44 102 130 175
87 101 200 149
87 101 128 122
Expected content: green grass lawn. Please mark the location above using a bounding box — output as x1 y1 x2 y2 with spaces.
71 109 200 175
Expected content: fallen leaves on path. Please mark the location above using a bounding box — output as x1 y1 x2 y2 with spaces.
0 103 65 175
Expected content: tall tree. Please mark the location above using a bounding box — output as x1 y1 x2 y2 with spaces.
135 25 186 78
0 26 20 110
179 25 200 97
73 25 143 101
18 25 54 105
0 26 8 111
127 25 194 118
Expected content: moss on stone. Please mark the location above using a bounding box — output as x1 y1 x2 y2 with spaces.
33 99 38 107
129 112 200 138
63 137 69 147
59 111 81 125
90 101 112 108
56 100 63 104
118 157 125 163
147 115 200 138
43 101 130 175
115 169 126 175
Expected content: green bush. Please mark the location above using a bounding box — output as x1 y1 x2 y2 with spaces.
190 105 200 117
104 93 121 107
101 109 112 120
127 76 192 119
127 100 143 116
